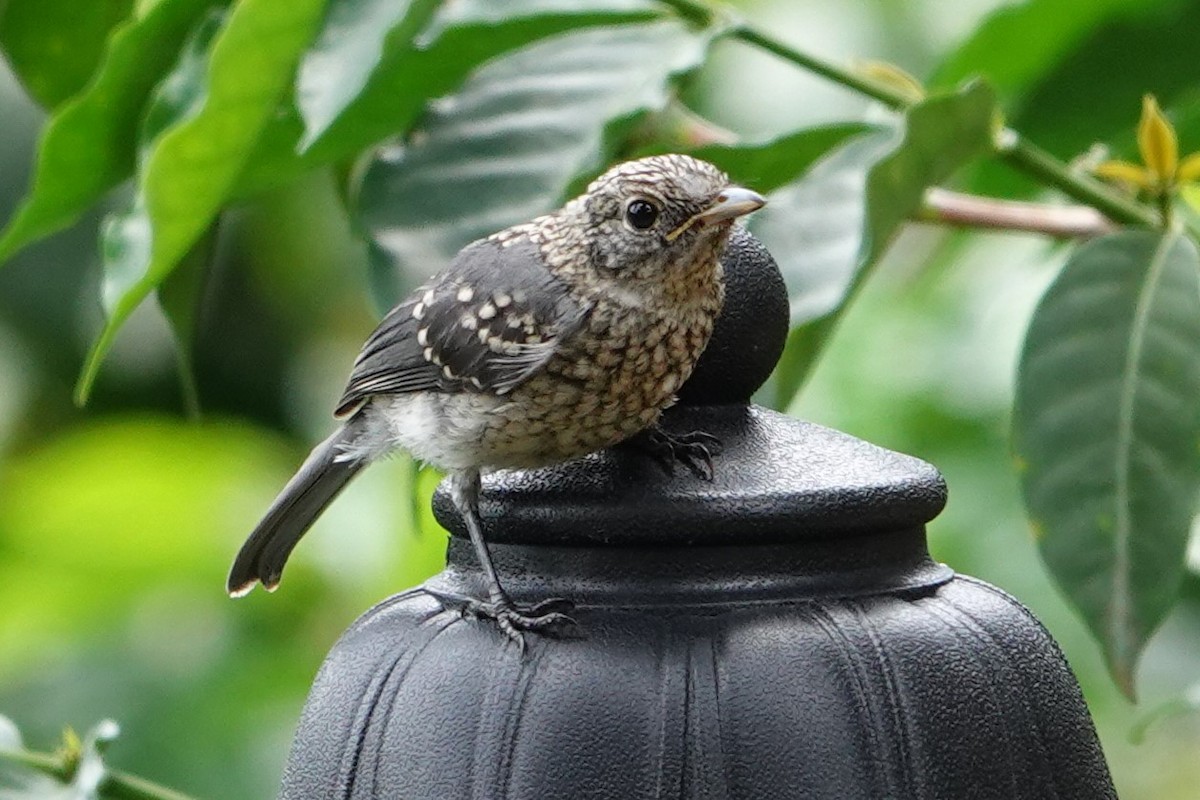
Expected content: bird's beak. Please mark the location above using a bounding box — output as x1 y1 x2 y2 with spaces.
667 186 767 241
696 186 767 225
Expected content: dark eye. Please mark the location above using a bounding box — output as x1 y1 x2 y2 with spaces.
625 199 659 230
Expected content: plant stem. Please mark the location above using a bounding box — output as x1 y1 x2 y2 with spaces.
0 748 197 800
658 0 911 108
920 188 1115 238
730 26 911 110
997 133 1160 228
660 0 1163 230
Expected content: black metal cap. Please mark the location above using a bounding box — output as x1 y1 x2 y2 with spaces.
677 225 790 405
433 405 947 547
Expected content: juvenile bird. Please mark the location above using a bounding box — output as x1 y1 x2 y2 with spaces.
227 154 765 641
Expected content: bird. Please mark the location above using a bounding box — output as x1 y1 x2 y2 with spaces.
227 153 766 643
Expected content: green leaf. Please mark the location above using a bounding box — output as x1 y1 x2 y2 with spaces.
633 123 876 194
753 81 998 405
0 0 133 109
75 0 327 404
234 0 661 197
0 718 19 752
1013 230 1200 698
157 223 219 418
956 0 1200 198
1130 681 1200 743
0 0 217 264
295 0 431 151
930 0 1167 100
355 20 713 307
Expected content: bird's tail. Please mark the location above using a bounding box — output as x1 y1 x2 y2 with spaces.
227 417 367 597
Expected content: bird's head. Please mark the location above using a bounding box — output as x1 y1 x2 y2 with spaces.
551 154 765 293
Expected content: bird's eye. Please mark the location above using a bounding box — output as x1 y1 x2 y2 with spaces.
625 199 659 230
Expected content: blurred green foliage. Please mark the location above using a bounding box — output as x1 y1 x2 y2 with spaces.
1 0 1200 798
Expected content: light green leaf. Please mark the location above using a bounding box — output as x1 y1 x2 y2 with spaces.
0 0 216 264
295 0 430 150
1014 230 1200 699
0 0 133 109
0 718 19 752
753 81 998 406
75 0 327 403
633 123 876 194
355 20 713 307
1130 682 1200 743
235 0 662 197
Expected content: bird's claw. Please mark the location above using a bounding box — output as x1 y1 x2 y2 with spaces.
462 596 580 651
632 426 722 481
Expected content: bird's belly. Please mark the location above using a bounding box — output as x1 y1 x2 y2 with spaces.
478 384 661 468
368 392 504 471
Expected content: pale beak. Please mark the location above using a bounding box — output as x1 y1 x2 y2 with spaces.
695 186 767 225
667 186 767 241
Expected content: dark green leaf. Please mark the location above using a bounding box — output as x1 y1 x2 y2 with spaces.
356 20 712 307
0 0 216 264
930 0 1169 100
295 0 430 150
957 0 1200 198
76 0 327 403
1014 230 1200 698
234 0 662 197
754 81 997 405
0 0 133 108
157 222 220 418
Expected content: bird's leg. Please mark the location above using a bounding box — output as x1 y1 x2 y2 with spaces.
448 468 576 648
625 423 722 481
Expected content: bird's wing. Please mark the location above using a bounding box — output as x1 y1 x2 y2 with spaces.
335 236 590 417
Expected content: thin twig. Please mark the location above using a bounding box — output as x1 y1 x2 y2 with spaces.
920 188 1115 239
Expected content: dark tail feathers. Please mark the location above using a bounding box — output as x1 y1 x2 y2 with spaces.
227 418 367 596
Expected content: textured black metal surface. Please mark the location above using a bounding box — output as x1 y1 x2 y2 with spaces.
432 406 948 546
282 558 1114 800
678 225 789 405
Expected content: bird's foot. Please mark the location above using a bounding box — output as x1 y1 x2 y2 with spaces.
628 425 722 481
462 596 579 651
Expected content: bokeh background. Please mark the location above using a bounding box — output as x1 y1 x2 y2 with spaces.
2 0 1200 797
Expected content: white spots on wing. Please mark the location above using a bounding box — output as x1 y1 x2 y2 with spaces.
512 290 527 304
422 289 436 306
422 347 435 362
412 302 426 320
507 315 523 329
460 314 478 330
456 285 474 303
488 338 521 355
417 327 429 346
442 365 456 379
494 292 512 308
477 327 491 343
478 302 497 320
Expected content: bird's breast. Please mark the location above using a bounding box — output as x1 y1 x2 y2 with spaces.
475 298 717 467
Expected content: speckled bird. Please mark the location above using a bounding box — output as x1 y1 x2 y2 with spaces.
227 154 765 641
